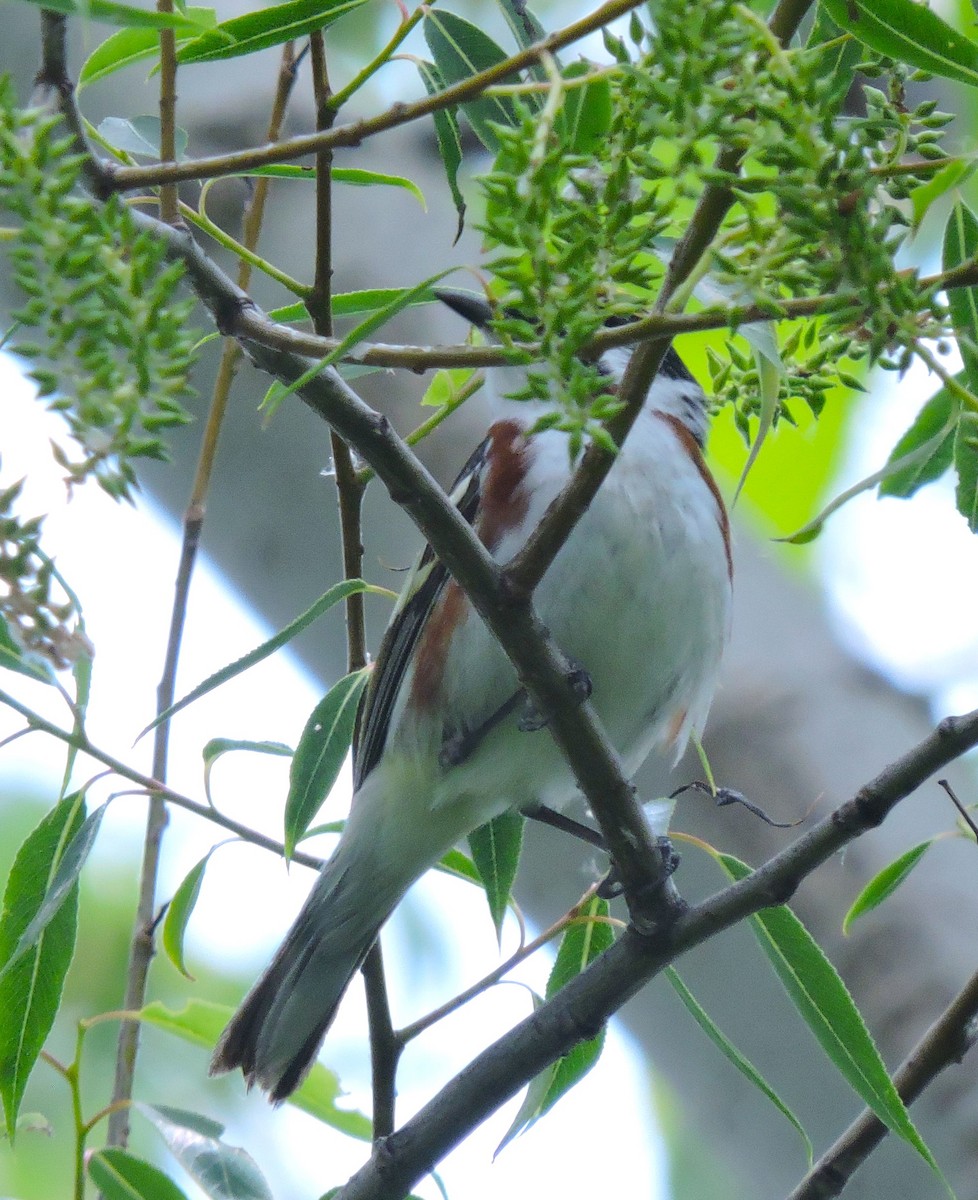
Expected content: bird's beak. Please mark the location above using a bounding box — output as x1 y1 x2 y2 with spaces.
434 287 494 329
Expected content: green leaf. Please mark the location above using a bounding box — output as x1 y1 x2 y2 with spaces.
734 329 783 502
137 1104 272 1200
97 116 189 160
0 795 86 1136
260 270 454 415
954 411 978 531
13 0 212 31
879 387 959 498
821 0 978 89
535 896 614 1119
556 63 612 154
88 1148 190 1200
416 59 466 241
285 669 369 858
468 810 524 940
78 11 215 87
497 0 546 51
0 802 106 981
424 11 521 152
780 408 961 543
262 285 440 326
229 165 425 207
332 287 438 318
162 852 216 980
665 967 813 1163
131 1002 371 1138
805 9 863 105
498 897 615 1151
0 614 54 684
177 0 367 64
719 854 940 1176
943 202 978 395
202 738 292 805
843 842 935 933
497 0 547 82
140 579 372 738
910 158 976 230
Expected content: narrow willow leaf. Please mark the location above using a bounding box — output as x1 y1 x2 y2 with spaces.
416 58 466 240
497 0 547 83
88 1148 190 1200
843 842 935 934
822 0 978 89
0 796 85 1136
954 412 978 531
468 810 524 939
556 63 612 155
424 11 520 151
537 897 614 1119
734 333 783 502
260 270 454 415
805 7 863 105
495 1055 554 1155
285 669 370 858
780 413 961 543
665 967 813 1163
177 0 367 64
132 1002 371 1137
138 1104 272 1200
97 116 189 160
79 11 215 87
879 387 958 498
0 802 106 980
202 738 292 804
227 165 425 207
943 203 978 394
162 852 214 979
720 854 940 1176
139 579 371 738
911 159 976 230
15 0 212 31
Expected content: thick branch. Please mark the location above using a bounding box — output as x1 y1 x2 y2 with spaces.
333 709 978 1200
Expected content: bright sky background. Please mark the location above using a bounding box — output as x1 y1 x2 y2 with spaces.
0 353 664 1200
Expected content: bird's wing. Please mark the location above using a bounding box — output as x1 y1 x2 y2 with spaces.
352 436 488 788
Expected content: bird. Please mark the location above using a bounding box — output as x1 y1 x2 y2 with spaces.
210 288 733 1101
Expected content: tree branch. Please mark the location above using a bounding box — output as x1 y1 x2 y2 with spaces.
332 709 978 1200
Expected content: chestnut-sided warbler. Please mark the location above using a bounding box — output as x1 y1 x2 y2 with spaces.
211 290 733 1099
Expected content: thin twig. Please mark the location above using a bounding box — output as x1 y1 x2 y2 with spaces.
0 686 326 870
103 0 181 1143
306 29 394 1134
102 0 651 191
155 0 178 225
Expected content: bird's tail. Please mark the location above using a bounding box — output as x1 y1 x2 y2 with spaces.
210 849 393 1101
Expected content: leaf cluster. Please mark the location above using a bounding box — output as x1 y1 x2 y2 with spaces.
0 78 197 501
0 478 88 672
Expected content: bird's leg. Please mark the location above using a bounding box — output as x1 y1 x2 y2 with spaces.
597 836 681 899
518 659 593 732
438 691 525 767
523 803 606 850
439 661 593 766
